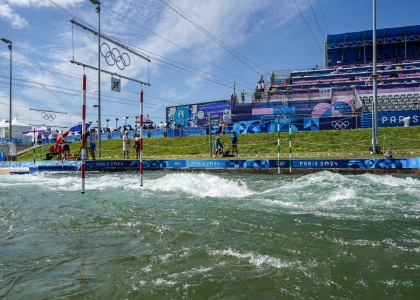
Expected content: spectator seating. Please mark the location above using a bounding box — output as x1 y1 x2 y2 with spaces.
360 93 420 111
266 57 420 114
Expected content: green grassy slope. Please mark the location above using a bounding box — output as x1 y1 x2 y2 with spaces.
18 126 420 161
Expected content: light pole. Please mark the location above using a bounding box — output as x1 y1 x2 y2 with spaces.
114 118 119 131
90 0 101 157
93 104 99 130
105 119 110 128
134 116 139 131
1 38 12 142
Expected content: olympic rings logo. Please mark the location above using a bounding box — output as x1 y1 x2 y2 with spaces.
100 42 130 70
276 160 286 166
41 112 56 121
331 120 349 129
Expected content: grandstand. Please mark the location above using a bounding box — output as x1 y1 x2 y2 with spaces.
160 25 420 136
226 25 420 134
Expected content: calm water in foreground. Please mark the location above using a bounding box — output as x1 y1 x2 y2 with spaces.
0 171 419 299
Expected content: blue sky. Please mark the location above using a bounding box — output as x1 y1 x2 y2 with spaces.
1 0 419 130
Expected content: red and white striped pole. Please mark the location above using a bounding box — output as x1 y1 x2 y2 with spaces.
81 74 86 193
140 89 144 186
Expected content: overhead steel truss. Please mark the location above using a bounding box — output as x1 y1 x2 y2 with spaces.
327 33 420 50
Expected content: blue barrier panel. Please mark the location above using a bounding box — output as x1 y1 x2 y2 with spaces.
101 133 109 140
167 160 186 167
151 129 164 137
12 138 23 144
185 128 204 136
167 129 180 137
142 130 150 138
111 132 121 139
406 158 420 168
0 152 4 161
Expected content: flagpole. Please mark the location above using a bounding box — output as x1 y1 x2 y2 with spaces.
81 74 86 194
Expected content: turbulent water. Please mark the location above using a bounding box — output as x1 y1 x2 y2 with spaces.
0 171 419 299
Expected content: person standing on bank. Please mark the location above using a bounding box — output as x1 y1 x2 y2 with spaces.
222 111 230 134
213 136 223 158
230 129 238 156
122 131 130 159
89 129 97 160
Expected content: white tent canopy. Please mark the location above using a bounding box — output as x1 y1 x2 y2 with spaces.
11 117 29 126
0 119 6 138
0 117 31 144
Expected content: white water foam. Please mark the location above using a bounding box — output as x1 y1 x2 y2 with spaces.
0 172 256 200
208 247 295 269
145 173 255 198
361 173 420 188
256 171 420 218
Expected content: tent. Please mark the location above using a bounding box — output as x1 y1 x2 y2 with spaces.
0 119 6 138
11 118 31 141
0 118 32 144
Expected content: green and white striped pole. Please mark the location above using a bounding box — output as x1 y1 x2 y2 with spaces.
289 120 292 173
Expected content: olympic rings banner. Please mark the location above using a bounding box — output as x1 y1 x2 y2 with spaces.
318 116 357 131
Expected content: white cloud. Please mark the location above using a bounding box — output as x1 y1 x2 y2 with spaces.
0 0 84 29
0 2 28 28
109 0 305 99
7 0 84 8
1 0 312 124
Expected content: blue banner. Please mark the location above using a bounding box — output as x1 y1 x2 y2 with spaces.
318 116 357 131
196 101 230 126
0 158 415 171
360 110 420 128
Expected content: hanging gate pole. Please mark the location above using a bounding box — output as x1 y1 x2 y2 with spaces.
140 89 144 186
277 115 280 175
81 74 86 194
33 128 36 166
289 120 292 173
